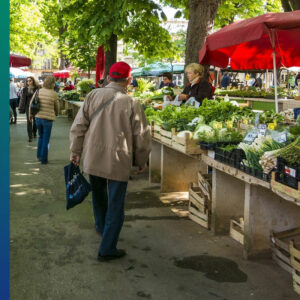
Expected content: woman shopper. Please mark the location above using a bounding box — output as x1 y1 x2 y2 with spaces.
19 76 39 142
30 76 59 164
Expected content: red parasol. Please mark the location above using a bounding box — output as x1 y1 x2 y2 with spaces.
198 10 300 112
10 54 31 67
95 45 105 87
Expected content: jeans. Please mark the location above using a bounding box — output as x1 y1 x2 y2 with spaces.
9 98 18 122
89 175 128 256
26 109 37 139
35 118 53 163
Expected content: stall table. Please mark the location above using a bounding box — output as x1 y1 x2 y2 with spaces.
150 136 300 259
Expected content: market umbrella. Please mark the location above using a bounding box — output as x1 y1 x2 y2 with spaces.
198 10 300 112
10 67 27 79
131 62 184 77
95 45 105 87
52 70 70 78
10 54 31 67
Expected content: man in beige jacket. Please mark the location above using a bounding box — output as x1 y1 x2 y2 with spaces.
69 62 151 261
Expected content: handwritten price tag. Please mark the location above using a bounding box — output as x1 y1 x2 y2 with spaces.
258 124 267 137
244 131 258 143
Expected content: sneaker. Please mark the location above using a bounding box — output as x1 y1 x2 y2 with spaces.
97 249 126 262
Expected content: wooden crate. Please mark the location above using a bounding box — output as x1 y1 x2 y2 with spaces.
160 128 173 146
230 218 244 245
290 241 300 296
197 172 212 200
270 228 300 274
172 131 204 155
271 173 300 204
151 122 161 140
188 183 210 229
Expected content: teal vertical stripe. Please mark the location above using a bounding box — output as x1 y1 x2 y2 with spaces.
0 0 9 299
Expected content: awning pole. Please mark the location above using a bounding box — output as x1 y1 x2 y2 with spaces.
271 30 279 113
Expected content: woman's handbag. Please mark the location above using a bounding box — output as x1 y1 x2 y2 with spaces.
30 89 40 115
64 162 91 210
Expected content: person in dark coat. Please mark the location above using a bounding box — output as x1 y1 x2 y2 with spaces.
177 63 212 106
159 72 175 89
18 76 39 142
221 72 230 88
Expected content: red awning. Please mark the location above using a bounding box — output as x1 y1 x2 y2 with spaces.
10 54 31 67
199 10 300 70
52 70 70 78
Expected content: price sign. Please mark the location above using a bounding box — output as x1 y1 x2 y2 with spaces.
274 132 287 143
258 124 267 137
213 122 223 129
244 131 258 143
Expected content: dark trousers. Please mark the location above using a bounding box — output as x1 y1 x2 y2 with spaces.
89 175 128 256
26 110 37 139
10 98 18 123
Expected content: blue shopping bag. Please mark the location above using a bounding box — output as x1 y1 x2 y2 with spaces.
64 162 91 210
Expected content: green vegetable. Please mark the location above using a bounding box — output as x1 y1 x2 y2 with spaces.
275 136 300 165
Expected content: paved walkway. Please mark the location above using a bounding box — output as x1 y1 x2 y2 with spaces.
10 114 298 300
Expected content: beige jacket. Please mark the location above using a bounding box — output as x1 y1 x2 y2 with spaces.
30 88 59 120
69 82 152 182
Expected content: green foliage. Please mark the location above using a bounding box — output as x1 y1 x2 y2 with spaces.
59 90 81 101
136 79 155 93
10 0 52 59
77 79 95 96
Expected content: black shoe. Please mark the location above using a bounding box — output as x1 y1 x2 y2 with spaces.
28 138 32 142
97 249 126 262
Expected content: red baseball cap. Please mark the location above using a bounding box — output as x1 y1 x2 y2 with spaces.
109 61 132 79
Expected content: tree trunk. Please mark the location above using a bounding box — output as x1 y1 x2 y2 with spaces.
184 0 221 83
104 34 118 78
290 0 300 10
281 0 300 11
281 0 292 11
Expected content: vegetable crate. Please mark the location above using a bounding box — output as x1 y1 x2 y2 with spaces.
230 218 244 245
275 157 300 190
271 172 300 203
197 172 212 201
290 240 300 296
160 128 173 146
188 182 211 229
270 227 300 274
151 122 161 141
172 131 204 155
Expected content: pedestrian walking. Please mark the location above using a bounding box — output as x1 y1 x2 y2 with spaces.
18 76 39 142
29 76 59 164
69 62 152 261
10 78 19 124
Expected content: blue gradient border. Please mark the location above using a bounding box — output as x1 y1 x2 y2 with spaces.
1 0 9 299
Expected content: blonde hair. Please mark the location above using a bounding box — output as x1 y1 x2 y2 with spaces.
185 63 204 76
43 76 56 89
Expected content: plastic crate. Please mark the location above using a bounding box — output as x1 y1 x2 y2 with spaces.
277 157 300 180
275 171 299 190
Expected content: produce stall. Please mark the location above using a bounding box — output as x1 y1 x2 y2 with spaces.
146 100 300 261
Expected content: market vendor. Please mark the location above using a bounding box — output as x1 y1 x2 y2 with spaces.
177 63 212 106
159 72 175 88
63 80 75 91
